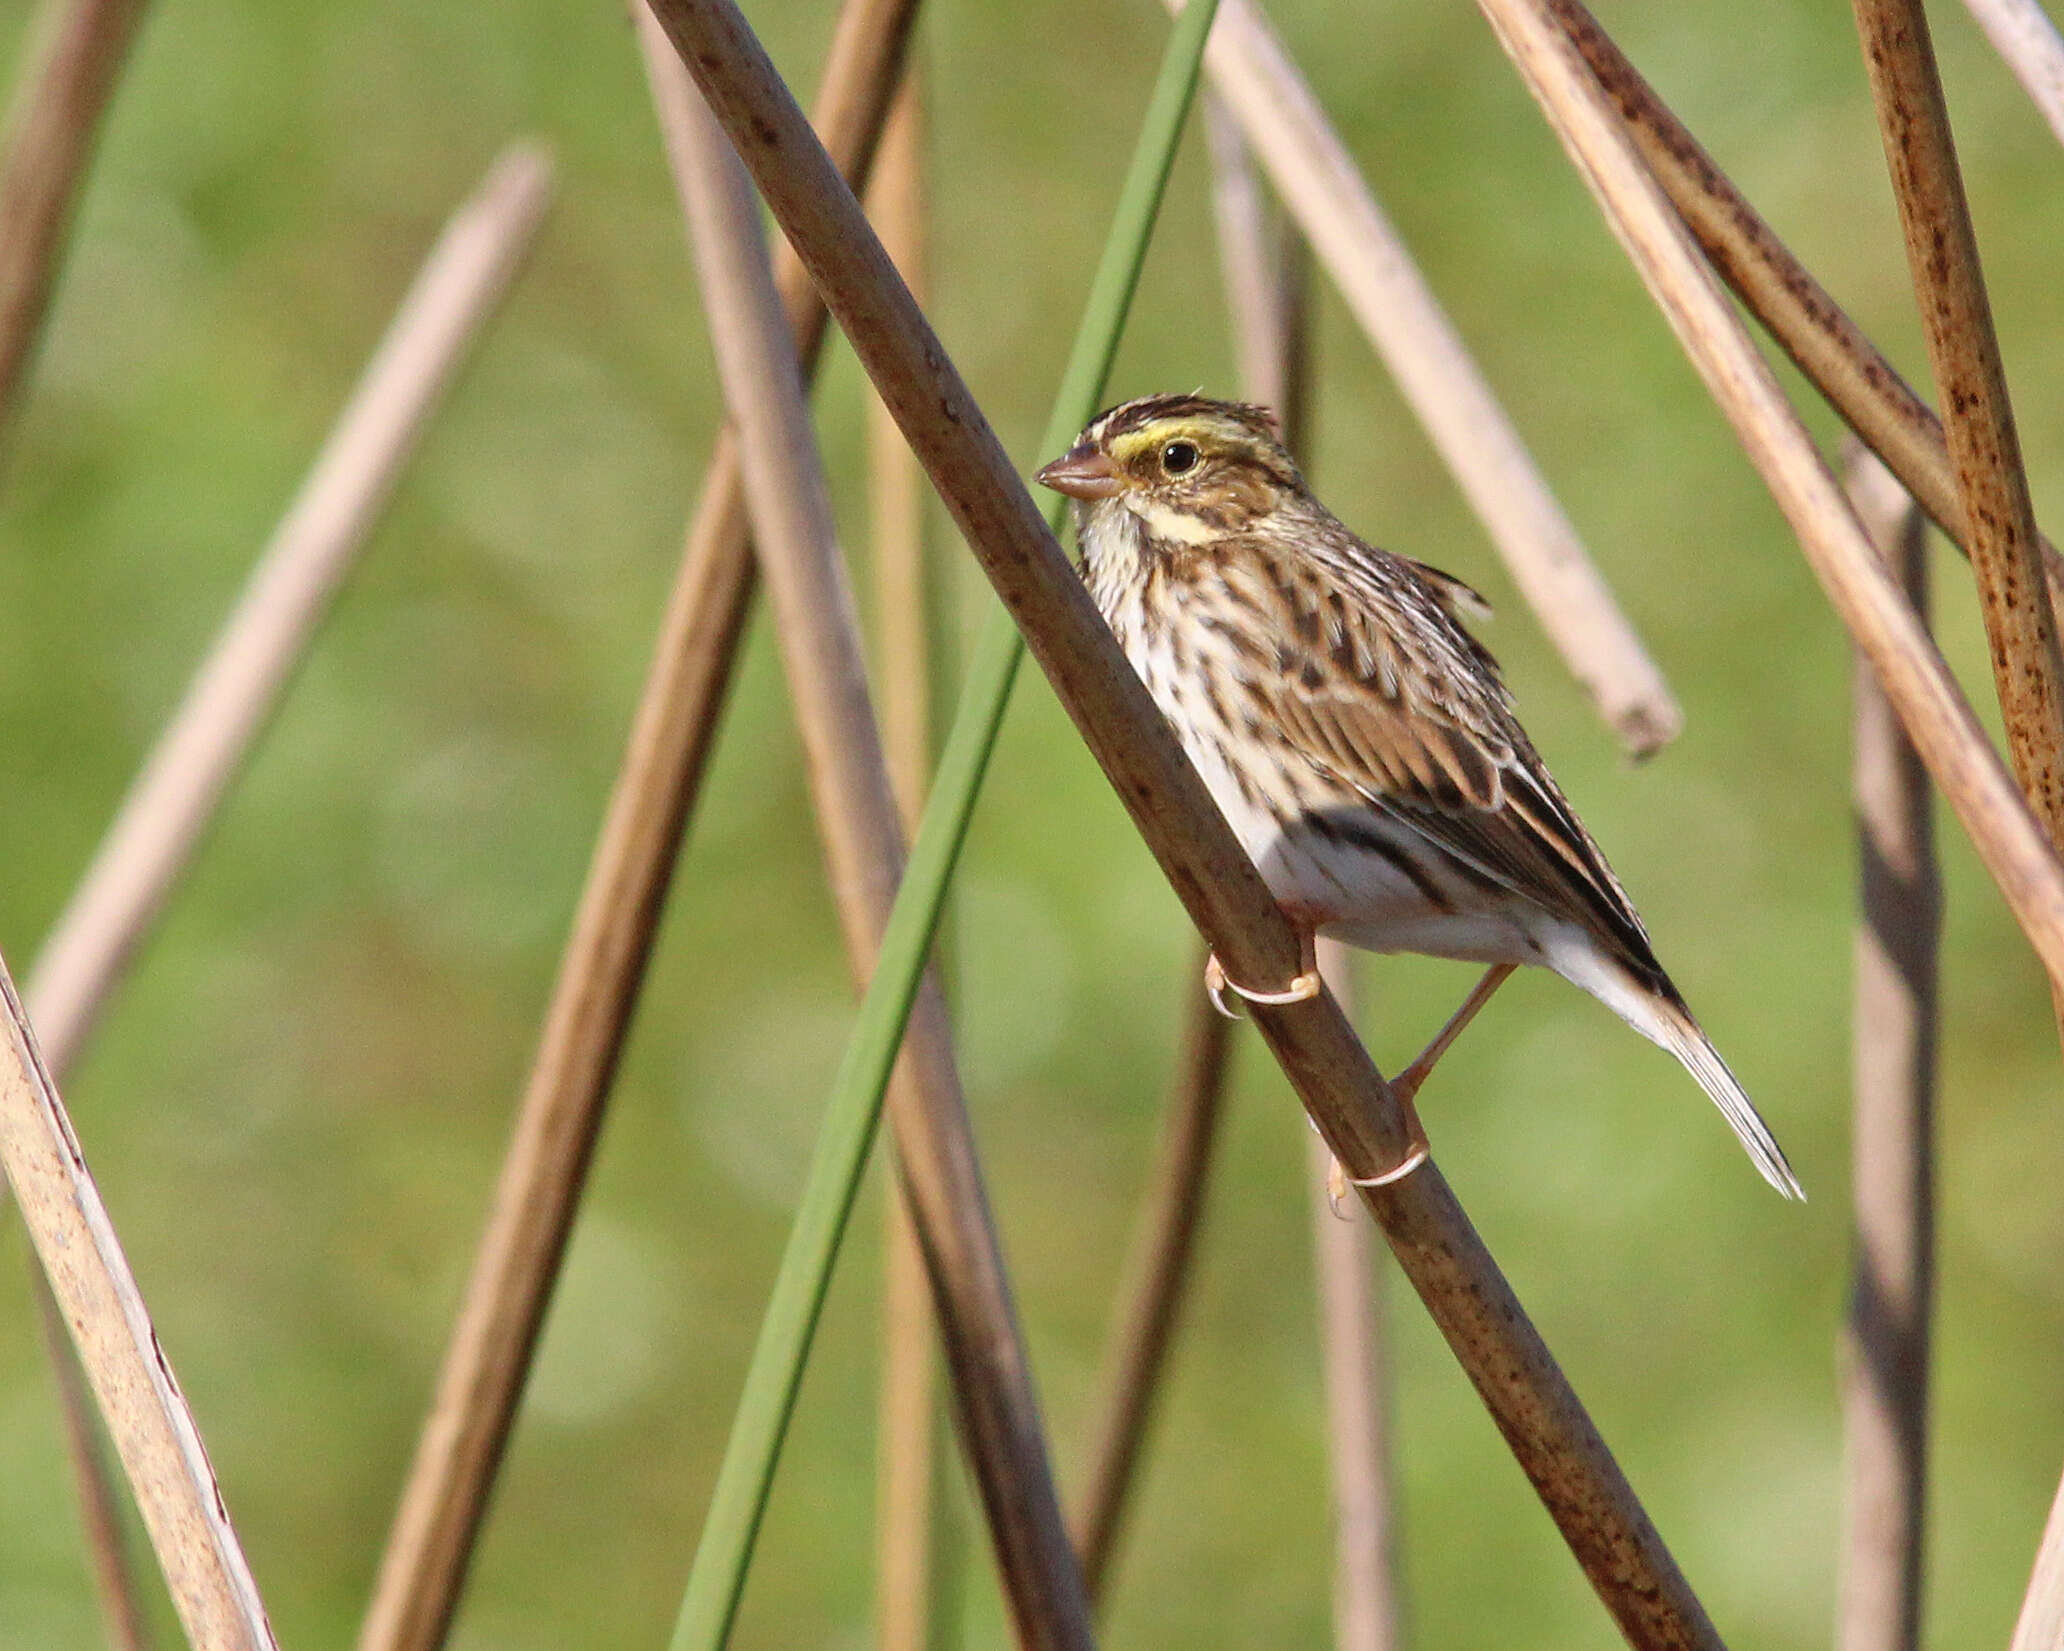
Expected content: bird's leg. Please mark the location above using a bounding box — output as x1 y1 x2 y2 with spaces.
1203 925 1323 1019
1326 963 1515 1214
1392 963 1516 1104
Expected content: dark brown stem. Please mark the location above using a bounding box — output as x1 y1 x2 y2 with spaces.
1838 447 1936 1651
641 1 1737 1640
351 7 920 1651
0 0 150 453
1070 956 1234 1602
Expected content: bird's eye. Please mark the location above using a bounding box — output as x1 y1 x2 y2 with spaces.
1161 440 1200 475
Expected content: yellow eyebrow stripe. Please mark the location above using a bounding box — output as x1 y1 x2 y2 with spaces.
1108 417 1222 466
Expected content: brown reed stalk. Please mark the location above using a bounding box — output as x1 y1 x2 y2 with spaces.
670 78 1092 1648
0 965 276 1651
2011 1477 2064 1651
1469 0 2064 989
352 9 919 1651
1848 0 2064 863
1070 953 1233 1603
1208 122 1402 1646
866 75 956 1651
1838 446 1937 1651
1174 0 1682 759
0 0 149 450
1549 0 2064 617
26 142 554 1078
6 141 551 1651
31 1276 152 1651
1309 951 1403 1651
641 3 1740 1639
1959 0 2064 148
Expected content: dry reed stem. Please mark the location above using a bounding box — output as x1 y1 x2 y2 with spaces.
1849 0 2064 859
1208 133 1401 1645
867 77 953 1651
1306 1122 1404 1651
1471 0 2064 986
1838 446 1936 1651
1174 0 1682 759
0 963 276 1650
1549 0 2064 618
1307 943 1404 1651
27 142 554 1079
2011 1473 2064 1651
0 0 149 450
1960 0 2064 148
7 141 551 1651
672 82 1091 1649
352 8 919 1649
31 1273 153 1651
1070 950 1234 1603
642 2 1735 1641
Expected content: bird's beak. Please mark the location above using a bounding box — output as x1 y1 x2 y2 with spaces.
1035 446 1123 500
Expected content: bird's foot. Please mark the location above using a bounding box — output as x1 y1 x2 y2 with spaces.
1325 1086 1432 1217
1203 950 1323 1019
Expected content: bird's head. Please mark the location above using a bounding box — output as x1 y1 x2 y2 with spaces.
1035 394 1304 546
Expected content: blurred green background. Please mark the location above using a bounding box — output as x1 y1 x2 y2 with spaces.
2 0 2062 1646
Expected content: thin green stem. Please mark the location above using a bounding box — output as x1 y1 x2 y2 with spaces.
667 5 1220 1647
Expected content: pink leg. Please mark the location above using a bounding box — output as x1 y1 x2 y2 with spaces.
1392 963 1517 1103
1328 963 1516 1213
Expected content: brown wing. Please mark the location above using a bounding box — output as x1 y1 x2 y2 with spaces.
1232 530 1668 986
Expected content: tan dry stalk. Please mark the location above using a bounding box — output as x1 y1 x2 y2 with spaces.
1469 0 2064 986
1070 953 1234 1602
1208 132 1402 1645
670 78 1092 1649
1838 447 1936 1651
1174 0 1682 759
642 2 1737 1641
2011 1474 2064 1651
1960 0 2064 148
0 964 276 1650
352 7 920 1650
27 143 554 1077
867 75 954 1651
10 141 551 1651
1549 0 2064 617
1849 0 2064 857
0 0 150 448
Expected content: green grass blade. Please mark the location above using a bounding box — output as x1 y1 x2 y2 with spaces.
667 3 1222 1646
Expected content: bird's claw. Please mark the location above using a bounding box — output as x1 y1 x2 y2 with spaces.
1203 951 1323 1019
1327 1142 1432 1217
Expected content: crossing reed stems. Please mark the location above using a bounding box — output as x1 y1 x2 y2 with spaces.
350 8 920 1648
642 0 1737 1640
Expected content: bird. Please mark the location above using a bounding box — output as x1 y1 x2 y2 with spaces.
1035 392 1802 1200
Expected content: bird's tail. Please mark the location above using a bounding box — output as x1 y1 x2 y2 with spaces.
1650 1002 1804 1200
1550 937 1804 1199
